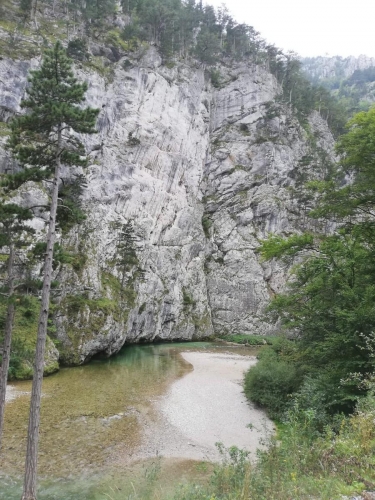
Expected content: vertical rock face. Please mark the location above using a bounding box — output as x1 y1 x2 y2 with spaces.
203 67 334 335
59 52 213 362
0 50 335 363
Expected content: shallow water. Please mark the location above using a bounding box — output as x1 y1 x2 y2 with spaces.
0 342 258 499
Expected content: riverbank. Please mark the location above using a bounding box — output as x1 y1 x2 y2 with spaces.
1 343 274 499
126 351 273 463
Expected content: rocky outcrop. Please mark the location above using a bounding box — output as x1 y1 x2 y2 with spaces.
0 48 335 363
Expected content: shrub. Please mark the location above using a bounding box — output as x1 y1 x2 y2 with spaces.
67 38 89 61
284 376 333 436
201 215 212 238
218 334 277 345
122 59 133 70
244 354 300 419
182 288 195 308
210 69 222 88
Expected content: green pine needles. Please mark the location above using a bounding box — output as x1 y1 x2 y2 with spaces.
5 41 99 500
7 41 98 180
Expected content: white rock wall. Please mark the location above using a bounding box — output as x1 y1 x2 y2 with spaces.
0 50 335 362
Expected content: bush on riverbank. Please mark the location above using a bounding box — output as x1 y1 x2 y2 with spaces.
0 296 59 379
244 358 299 420
171 385 375 500
217 334 278 346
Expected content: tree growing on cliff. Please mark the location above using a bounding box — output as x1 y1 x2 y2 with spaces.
7 41 98 500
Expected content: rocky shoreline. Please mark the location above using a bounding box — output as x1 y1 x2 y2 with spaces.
121 350 274 464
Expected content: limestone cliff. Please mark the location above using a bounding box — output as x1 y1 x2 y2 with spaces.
0 46 335 364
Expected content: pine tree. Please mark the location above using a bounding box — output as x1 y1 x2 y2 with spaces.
194 28 221 65
112 219 139 290
7 41 99 500
0 203 34 450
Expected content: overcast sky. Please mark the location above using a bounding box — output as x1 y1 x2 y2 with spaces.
207 0 375 58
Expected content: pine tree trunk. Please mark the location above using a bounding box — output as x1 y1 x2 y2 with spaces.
0 243 16 449
21 127 61 500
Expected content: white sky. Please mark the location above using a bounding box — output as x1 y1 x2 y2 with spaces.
207 0 375 58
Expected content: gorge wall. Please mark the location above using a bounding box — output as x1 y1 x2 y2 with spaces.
0 46 335 364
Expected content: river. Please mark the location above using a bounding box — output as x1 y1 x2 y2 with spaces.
0 342 272 499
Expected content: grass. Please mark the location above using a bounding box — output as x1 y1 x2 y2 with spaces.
0 122 10 137
164 389 375 500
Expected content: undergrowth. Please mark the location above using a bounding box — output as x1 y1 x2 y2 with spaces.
171 389 375 500
218 334 278 346
0 295 56 379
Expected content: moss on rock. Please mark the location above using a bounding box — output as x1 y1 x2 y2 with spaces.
0 296 59 380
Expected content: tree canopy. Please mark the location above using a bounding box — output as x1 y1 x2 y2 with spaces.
254 106 375 420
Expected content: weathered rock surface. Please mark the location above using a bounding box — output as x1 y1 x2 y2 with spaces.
0 48 335 363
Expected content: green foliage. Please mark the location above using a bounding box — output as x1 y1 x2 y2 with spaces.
259 233 314 262
31 242 76 269
171 388 375 499
303 59 375 122
0 296 57 380
194 29 221 65
244 343 300 419
256 107 375 419
210 68 222 88
0 0 350 138
3 43 99 384
56 174 88 233
275 57 347 136
0 203 34 248
64 294 117 316
218 334 277 345
308 109 375 221
201 215 212 238
0 199 36 384
7 41 99 174
267 232 375 413
67 38 89 61
284 376 339 434
109 219 144 309
346 66 375 86
73 0 117 30
182 288 195 309
112 220 139 275
20 0 32 15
